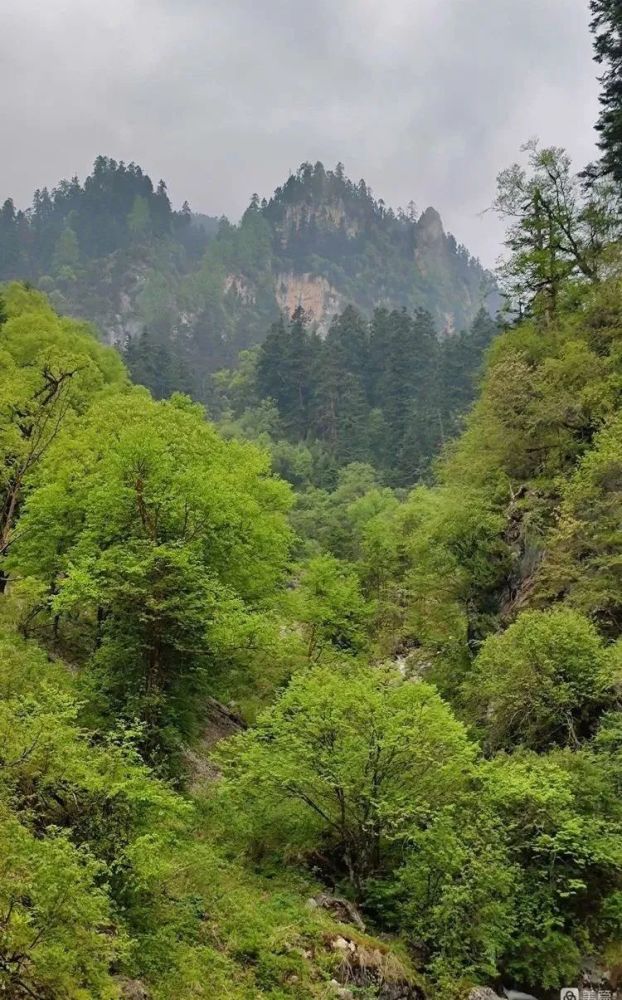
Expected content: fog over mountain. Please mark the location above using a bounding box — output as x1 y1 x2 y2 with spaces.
1 0 599 265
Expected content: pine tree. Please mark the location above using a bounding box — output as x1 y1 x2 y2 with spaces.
372 308 439 478
280 308 320 439
441 308 498 430
590 0 622 185
313 306 370 452
0 199 19 278
256 316 291 410
124 330 195 399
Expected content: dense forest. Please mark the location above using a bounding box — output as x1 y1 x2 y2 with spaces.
3 2 622 999
201 304 498 488
0 156 496 387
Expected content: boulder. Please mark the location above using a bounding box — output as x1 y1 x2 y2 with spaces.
314 892 366 931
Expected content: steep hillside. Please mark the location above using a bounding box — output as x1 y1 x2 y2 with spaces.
263 163 496 334
0 158 497 382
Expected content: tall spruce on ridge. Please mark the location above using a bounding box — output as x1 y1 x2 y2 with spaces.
590 0 622 185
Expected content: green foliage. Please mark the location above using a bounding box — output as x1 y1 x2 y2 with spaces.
538 411 622 632
248 303 491 486
0 811 117 999
217 665 475 894
289 553 370 659
482 748 622 989
0 630 377 999
12 388 293 764
387 806 517 985
124 327 195 399
493 141 616 318
464 608 616 751
0 628 177 998
0 282 126 576
391 484 510 679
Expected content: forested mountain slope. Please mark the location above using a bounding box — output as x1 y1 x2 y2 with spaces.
4 173 622 997
3 4 622 999
0 283 423 1000
0 157 496 379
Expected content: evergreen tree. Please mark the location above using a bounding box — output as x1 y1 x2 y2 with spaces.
312 306 370 457
124 329 195 399
372 308 439 481
590 0 622 185
0 199 18 277
441 307 499 431
256 309 320 440
255 315 291 410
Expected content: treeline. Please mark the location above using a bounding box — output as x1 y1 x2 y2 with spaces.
0 155 206 282
0 155 495 376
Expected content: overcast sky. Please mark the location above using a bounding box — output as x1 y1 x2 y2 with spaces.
1 0 600 266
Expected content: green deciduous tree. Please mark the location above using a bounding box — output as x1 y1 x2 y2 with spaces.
0 284 125 586
217 665 475 895
0 812 118 999
13 389 292 762
464 608 615 751
289 552 370 659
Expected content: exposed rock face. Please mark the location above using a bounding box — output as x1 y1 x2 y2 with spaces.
499 485 546 622
224 273 256 304
417 206 445 246
276 272 343 335
281 200 360 239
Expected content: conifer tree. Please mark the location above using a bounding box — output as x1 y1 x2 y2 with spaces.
590 0 622 185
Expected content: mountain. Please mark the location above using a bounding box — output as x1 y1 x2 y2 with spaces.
263 163 496 333
0 157 498 379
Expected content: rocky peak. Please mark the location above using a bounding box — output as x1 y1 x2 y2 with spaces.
417 206 445 244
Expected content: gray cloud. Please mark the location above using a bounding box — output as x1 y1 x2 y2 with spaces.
0 0 600 265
